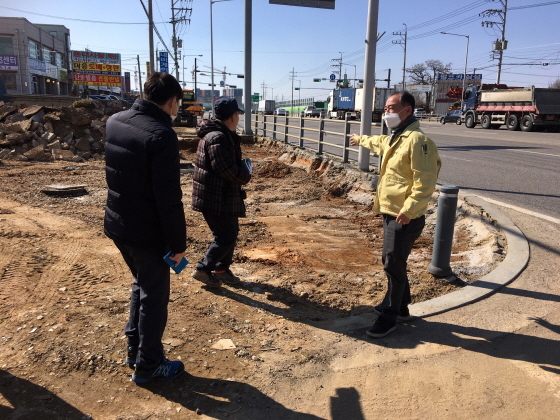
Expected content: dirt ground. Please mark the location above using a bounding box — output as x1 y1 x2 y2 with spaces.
0 128 503 419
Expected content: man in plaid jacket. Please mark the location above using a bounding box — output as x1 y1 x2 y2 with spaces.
191 98 252 287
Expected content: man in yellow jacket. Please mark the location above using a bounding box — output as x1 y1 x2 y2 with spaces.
350 91 441 338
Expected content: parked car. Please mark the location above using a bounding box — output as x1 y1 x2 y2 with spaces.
440 109 463 125
89 94 112 100
275 108 288 116
414 108 427 118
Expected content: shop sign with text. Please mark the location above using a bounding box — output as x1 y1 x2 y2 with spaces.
72 62 121 75
73 73 122 86
0 55 18 71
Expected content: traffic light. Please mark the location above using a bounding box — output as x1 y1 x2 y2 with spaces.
313 78 321 82
295 87 300 90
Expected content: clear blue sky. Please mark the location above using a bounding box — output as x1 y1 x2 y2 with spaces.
1 0 559 101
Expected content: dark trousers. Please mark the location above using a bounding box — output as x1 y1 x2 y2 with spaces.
114 240 170 369
379 214 425 323
196 212 239 272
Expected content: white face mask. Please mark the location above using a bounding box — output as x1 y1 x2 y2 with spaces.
383 112 401 129
170 114 177 122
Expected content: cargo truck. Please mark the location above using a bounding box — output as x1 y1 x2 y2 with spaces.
354 87 395 122
463 84 560 132
327 87 356 119
327 87 395 122
258 99 275 115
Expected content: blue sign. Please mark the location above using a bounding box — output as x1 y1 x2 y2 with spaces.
437 73 482 82
29 58 47 76
159 52 169 73
329 73 336 81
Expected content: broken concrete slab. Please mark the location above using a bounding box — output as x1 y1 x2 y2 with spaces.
22 105 44 118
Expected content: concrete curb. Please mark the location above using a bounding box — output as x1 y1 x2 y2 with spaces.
312 194 530 333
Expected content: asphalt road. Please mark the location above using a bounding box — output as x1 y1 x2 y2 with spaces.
239 115 560 221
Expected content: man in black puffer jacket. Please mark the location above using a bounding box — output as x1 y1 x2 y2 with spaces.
104 72 186 383
192 98 252 287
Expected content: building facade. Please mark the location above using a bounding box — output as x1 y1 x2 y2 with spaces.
0 17 71 96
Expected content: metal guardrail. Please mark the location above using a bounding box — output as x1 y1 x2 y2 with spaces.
254 113 382 165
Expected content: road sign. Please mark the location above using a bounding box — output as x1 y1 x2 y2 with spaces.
408 84 432 93
159 52 168 73
251 94 259 102
313 78 321 82
329 73 336 81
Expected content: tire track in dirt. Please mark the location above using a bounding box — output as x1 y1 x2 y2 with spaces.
0 200 93 319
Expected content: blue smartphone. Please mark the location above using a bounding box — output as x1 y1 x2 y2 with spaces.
163 251 189 274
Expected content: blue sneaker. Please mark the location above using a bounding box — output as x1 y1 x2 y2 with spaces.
126 346 138 370
132 358 185 383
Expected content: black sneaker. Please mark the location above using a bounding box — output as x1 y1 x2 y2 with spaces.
192 269 222 288
126 346 138 369
132 358 185 384
366 317 396 338
373 305 411 321
213 269 241 285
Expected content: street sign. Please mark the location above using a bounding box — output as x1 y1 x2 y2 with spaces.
408 84 432 93
269 0 335 9
329 73 336 81
313 78 321 82
159 52 168 73
251 94 259 102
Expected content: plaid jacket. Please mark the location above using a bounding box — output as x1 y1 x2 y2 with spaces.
192 119 251 217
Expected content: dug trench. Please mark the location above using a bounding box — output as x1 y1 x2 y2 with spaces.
0 127 505 418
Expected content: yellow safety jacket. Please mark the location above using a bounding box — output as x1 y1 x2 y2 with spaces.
354 121 441 219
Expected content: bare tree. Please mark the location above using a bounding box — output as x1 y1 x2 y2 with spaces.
549 78 560 89
406 60 452 111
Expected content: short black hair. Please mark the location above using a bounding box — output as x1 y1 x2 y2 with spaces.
143 72 182 105
392 91 415 110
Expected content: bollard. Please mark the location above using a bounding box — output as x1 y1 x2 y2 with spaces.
428 185 459 278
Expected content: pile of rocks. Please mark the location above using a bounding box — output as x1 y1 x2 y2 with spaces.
0 100 123 163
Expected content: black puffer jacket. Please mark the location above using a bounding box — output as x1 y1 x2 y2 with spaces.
192 118 251 217
104 99 186 253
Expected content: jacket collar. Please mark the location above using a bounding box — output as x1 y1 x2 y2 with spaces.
132 98 173 125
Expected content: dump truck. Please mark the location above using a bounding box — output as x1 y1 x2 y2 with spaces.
176 89 204 127
463 84 560 132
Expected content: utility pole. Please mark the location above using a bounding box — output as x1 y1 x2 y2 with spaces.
194 57 198 100
481 0 508 83
290 67 295 115
330 53 343 88
261 81 266 99
358 0 380 171
242 0 252 135
148 0 154 73
137 55 143 96
170 0 191 80
392 23 407 90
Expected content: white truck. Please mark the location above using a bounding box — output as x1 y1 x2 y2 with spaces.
258 99 275 115
302 105 321 118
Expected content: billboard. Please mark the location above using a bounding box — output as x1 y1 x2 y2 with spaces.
71 50 121 64
269 0 334 9
72 62 121 75
73 73 122 87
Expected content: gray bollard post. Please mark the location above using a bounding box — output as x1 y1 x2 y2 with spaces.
428 185 459 278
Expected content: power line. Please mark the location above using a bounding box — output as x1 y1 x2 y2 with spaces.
0 5 166 24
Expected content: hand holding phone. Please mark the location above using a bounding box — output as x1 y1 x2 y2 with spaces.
243 158 253 174
163 251 189 274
